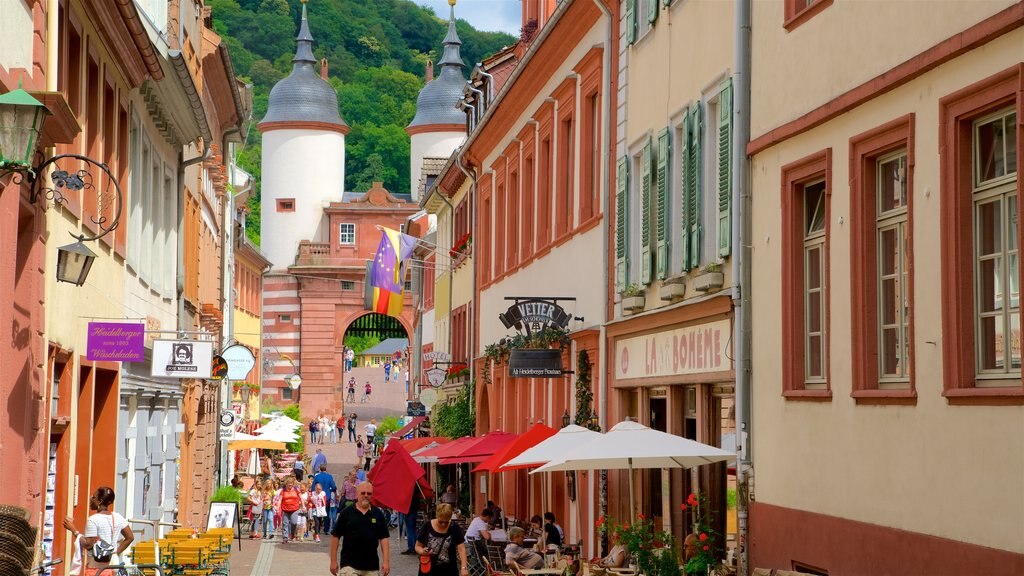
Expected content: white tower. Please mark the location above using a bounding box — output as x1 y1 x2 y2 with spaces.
407 0 467 200
259 0 348 271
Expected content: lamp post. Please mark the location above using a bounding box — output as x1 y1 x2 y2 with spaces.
561 409 571 428
0 87 124 287
288 373 302 404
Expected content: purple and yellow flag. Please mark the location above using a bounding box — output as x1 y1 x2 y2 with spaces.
370 227 418 317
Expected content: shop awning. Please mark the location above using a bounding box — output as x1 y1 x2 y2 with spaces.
400 436 450 454
415 436 480 463
472 423 556 473
391 416 427 439
439 431 519 465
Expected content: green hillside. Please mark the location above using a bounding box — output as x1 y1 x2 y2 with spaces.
209 0 516 245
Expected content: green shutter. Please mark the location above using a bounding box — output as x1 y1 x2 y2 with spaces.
680 109 691 272
656 128 670 280
718 81 733 258
662 0 672 6
648 0 659 24
616 157 629 291
626 0 637 44
640 137 653 285
688 102 703 270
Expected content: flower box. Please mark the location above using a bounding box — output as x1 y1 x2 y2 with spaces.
622 295 646 312
693 271 724 292
660 282 685 301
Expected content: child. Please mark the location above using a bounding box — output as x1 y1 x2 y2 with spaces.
311 483 328 543
273 481 283 538
297 481 310 542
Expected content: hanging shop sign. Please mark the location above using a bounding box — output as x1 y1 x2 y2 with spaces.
219 409 237 441
407 401 427 417
423 351 451 362
221 345 257 380
508 348 564 378
151 340 214 379
614 319 732 380
86 322 145 362
419 388 439 408
425 367 447 388
499 299 572 335
211 356 228 380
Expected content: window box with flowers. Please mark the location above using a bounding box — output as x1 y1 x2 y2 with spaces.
620 283 646 312
450 233 472 269
445 363 470 382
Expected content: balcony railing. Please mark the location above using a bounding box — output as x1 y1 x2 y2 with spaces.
295 241 333 266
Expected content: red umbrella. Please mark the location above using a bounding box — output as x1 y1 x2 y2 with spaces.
439 431 519 465
400 436 450 454
367 439 426 513
472 423 557 473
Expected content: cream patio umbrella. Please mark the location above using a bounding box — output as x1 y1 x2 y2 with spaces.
532 420 734 523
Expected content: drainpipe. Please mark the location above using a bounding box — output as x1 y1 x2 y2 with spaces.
466 82 485 123
454 152 477 422
588 0 614 555
459 98 476 133
218 128 242 484
732 0 752 572
177 143 211 335
475 64 494 108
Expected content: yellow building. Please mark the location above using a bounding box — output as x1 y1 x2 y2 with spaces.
748 1 1024 573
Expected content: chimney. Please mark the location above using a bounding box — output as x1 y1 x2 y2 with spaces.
425 61 434 82
320 58 329 79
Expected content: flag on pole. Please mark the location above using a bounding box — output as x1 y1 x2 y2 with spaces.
369 227 418 317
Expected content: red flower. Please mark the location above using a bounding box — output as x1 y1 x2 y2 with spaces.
702 545 709 551
687 493 699 506
699 533 708 542
679 503 687 511
637 513 644 520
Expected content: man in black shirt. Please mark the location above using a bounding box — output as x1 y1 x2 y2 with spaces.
330 481 390 576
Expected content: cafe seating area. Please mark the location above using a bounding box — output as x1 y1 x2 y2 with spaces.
129 527 234 576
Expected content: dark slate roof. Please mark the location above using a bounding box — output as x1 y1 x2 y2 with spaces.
408 5 466 128
359 338 409 357
262 2 348 128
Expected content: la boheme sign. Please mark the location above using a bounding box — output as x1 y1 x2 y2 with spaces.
86 322 145 362
614 319 732 380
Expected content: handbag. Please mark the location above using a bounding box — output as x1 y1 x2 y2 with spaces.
91 515 117 562
419 553 432 574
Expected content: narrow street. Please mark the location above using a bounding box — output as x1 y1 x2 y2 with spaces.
229 365 420 575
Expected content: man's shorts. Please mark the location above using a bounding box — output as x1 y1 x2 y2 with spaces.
339 566 379 576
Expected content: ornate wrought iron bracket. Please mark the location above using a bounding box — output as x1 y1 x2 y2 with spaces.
23 153 124 243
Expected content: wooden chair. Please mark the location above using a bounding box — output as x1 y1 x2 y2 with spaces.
507 560 524 576
482 558 512 576
486 542 509 572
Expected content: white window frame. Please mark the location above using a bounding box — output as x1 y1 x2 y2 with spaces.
339 222 356 245
803 179 827 387
875 150 910 384
973 107 1019 379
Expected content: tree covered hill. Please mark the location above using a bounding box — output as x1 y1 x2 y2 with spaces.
209 0 515 244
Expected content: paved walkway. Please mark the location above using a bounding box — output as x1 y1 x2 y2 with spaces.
230 365 417 575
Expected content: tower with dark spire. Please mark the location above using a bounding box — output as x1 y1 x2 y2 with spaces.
407 0 469 200
259 0 349 271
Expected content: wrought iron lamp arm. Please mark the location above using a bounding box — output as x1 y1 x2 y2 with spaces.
29 153 124 243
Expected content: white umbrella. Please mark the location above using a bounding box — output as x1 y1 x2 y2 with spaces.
254 418 301 434
232 431 258 441
532 420 734 520
245 448 260 475
255 428 300 443
498 424 603 470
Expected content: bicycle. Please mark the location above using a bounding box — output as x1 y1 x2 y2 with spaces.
29 558 62 575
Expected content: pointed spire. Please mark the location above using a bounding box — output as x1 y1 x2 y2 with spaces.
438 0 464 69
293 0 316 66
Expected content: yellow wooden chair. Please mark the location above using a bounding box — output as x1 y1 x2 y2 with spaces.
167 541 211 576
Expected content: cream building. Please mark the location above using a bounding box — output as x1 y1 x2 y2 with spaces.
610 0 739 551
748 1 1024 573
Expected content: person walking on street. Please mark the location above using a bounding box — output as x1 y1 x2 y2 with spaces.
414 503 469 576
279 477 303 543
314 464 338 533
262 480 276 539
293 452 306 481
348 413 358 442
345 348 355 371
309 419 319 445
80 487 134 576
337 414 345 444
364 419 377 456
312 448 328 473
362 381 372 403
330 481 390 576
311 483 328 543
341 470 358 508
393 365 400 383
383 361 391 381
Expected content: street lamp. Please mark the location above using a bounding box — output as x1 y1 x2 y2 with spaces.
288 373 302 403
561 409 571 428
0 88 124 287
0 87 48 172
588 409 600 432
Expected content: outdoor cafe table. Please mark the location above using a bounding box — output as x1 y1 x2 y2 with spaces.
520 569 563 575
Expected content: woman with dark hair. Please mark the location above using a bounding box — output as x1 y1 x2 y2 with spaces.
81 487 133 576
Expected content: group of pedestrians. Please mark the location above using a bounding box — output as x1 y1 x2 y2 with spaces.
248 460 343 544
345 377 375 404
310 413 362 444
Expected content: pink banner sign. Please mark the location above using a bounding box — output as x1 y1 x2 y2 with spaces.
86 322 145 362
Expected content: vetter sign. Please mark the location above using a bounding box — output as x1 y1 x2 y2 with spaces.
614 319 731 380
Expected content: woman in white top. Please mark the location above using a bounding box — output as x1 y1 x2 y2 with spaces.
81 487 134 576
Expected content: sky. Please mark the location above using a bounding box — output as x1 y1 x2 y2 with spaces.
419 0 522 35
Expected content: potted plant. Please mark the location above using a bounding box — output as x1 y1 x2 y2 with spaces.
620 283 646 312
692 262 725 293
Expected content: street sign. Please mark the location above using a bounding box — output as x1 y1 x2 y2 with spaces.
211 356 228 380
508 348 564 378
221 345 257 380
219 409 237 441
425 367 446 388
419 388 438 408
